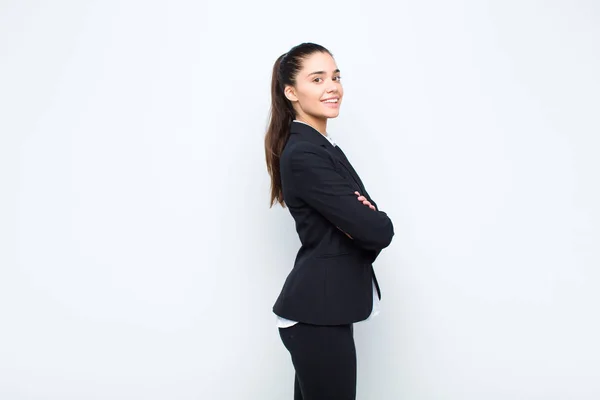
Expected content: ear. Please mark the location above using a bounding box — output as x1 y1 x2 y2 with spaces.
284 85 298 102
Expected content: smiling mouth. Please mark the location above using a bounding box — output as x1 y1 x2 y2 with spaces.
322 98 339 103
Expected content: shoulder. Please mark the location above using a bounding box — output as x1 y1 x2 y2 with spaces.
281 142 338 181
282 141 332 166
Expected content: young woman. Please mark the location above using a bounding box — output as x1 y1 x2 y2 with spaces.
264 42 394 400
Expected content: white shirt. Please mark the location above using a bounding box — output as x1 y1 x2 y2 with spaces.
276 120 381 328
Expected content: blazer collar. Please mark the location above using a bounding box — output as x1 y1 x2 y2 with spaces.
290 121 333 148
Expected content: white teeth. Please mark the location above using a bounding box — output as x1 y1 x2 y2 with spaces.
323 99 338 103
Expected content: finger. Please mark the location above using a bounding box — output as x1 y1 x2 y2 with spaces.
357 196 366 201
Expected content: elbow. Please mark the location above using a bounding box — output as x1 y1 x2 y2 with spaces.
357 216 394 250
373 219 394 249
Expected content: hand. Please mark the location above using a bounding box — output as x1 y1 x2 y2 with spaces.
355 191 376 210
336 192 376 240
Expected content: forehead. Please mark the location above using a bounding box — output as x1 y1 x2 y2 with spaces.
299 52 338 75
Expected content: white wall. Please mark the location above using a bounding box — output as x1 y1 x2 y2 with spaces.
1 1 599 399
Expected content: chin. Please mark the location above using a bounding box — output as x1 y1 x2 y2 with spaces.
324 110 341 119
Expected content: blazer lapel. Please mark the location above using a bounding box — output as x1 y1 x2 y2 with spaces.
290 121 367 194
333 146 366 194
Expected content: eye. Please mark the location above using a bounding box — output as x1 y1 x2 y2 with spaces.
334 75 342 81
313 77 323 83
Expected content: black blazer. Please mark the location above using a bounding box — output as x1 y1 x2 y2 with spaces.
273 121 394 325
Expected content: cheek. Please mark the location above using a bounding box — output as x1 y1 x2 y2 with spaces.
308 87 323 103
299 89 323 109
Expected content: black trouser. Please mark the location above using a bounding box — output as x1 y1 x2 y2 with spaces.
279 323 356 400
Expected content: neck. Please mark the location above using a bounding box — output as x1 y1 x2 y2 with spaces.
295 115 327 136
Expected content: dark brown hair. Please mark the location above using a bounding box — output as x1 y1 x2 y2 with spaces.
264 42 332 207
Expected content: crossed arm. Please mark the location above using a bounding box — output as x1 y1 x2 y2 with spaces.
290 143 394 251
338 191 376 239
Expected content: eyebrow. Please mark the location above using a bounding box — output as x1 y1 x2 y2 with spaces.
307 69 341 77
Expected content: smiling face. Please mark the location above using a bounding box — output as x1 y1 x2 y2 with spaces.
284 51 343 129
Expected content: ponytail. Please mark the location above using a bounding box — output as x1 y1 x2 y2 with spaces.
265 54 294 207
264 43 332 208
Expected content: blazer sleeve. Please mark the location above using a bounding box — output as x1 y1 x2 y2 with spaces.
359 189 383 262
289 143 394 251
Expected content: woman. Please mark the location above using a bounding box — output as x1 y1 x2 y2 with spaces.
264 42 394 400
